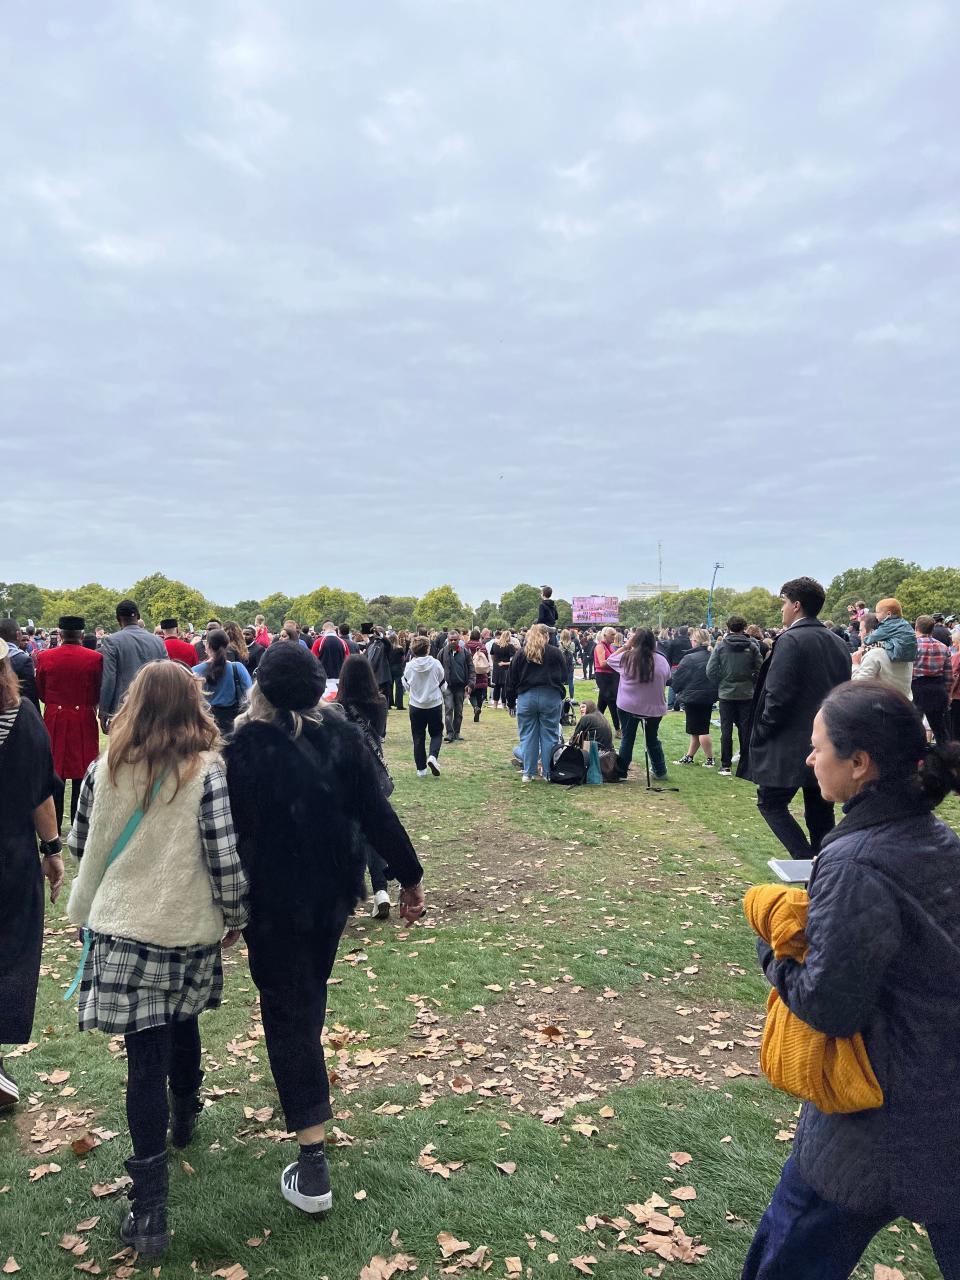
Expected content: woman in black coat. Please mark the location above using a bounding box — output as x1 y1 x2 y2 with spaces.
743 681 960 1279
223 645 424 1216
0 640 62 1108
670 630 719 767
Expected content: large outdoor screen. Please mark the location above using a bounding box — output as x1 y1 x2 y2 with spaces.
571 595 620 625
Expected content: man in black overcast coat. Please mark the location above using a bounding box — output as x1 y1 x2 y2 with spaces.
738 576 852 858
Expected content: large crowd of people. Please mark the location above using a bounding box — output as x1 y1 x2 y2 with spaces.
1 574 960 1276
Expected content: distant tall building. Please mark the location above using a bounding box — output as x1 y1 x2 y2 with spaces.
626 582 678 600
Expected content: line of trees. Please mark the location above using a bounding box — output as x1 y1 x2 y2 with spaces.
2 559 958 636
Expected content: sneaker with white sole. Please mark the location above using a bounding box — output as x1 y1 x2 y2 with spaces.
718 767 732 776
703 758 715 768
372 890 391 920
427 755 441 776
416 768 428 778
0 1059 19 1111
281 1142 332 1214
674 755 695 765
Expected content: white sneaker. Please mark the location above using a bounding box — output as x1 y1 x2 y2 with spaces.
427 755 441 776
416 768 428 777
0 1059 19 1111
521 775 533 783
372 890 391 920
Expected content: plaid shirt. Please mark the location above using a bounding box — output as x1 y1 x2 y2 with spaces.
913 634 952 684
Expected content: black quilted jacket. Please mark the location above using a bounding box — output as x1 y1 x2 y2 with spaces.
759 785 960 1219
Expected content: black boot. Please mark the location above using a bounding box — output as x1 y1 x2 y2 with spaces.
120 1153 169 1257
168 1080 203 1149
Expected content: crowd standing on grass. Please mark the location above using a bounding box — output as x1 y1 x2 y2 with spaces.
2 576 960 1273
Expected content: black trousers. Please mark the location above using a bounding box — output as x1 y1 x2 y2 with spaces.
953 701 960 742
54 777 82 832
124 1017 202 1159
595 672 621 731
718 699 752 769
469 687 486 715
913 678 951 744
582 656 594 679
409 704 443 770
491 670 509 704
757 783 835 859
366 845 388 893
391 676 404 709
246 913 348 1133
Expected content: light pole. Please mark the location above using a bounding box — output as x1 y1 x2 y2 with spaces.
707 561 723 629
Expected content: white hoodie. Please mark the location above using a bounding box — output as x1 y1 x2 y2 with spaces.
403 655 445 708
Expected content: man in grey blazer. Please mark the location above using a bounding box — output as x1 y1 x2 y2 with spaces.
98 599 167 731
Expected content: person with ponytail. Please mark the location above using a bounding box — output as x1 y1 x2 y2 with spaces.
506 623 567 782
192 627 252 737
606 628 670 780
743 681 960 1280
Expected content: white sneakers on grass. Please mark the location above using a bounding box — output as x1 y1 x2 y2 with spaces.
427 755 441 776
372 890 391 920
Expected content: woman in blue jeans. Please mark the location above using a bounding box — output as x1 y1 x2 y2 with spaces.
507 624 567 782
743 682 960 1279
606 628 670 780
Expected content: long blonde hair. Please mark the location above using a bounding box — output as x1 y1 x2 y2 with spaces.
498 630 513 648
691 628 712 648
525 623 549 664
107 661 220 809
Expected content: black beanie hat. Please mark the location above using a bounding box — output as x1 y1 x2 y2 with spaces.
256 642 324 711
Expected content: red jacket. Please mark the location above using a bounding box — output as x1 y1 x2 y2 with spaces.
164 636 199 668
34 643 103 779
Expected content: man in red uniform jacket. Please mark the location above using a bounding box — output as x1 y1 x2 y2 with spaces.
160 618 200 668
34 616 103 830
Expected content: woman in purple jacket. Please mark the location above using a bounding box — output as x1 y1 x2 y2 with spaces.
606 629 670 780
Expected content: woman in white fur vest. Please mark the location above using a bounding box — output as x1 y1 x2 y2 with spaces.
67 661 249 1258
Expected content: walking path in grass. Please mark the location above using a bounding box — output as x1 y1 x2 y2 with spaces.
0 687 945 1279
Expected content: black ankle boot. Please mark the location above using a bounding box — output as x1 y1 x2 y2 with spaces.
120 1153 169 1256
168 1075 203 1149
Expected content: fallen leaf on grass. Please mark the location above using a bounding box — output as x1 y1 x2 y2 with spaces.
355 1189 368 1200
75 1217 100 1232
73 1263 102 1275
48 1069 71 1085
91 1175 132 1197
570 1118 599 1138
71 1133 99 1157
569 1256 598 1275
669 1152 692 1166
671 1186 697 1201
540 1106 565 1124
494 1161 516 1175
181 1161 196 1175
598 1106 615 1119
2 1261 20 1275
212 1266 249 1280
28 1162 61 1181
373 1103 404 1115
873 1269 905 1280
242 1106 274 1123
437 1232 472 1259
505 1259 522 1275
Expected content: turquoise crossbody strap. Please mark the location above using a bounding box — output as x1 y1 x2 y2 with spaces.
63 773 168 1002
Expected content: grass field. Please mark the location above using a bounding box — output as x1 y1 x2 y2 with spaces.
1 683 953 1280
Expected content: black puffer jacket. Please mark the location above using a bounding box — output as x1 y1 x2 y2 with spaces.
223 711 422 940
669 645 718 706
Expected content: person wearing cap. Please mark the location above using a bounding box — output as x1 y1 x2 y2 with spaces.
34 617 103 831
159 619 198 669
0 634 62 1111
99 599 167 731
223 643 425 1216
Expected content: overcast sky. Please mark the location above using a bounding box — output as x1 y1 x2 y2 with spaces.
2 0 957 606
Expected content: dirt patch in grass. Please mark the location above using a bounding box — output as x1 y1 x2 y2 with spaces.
330 980 764 1117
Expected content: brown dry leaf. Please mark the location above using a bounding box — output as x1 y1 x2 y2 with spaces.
181 1161 196 1175
355 1190 368 1201
570 1119 599 1138
505 1258 522 1275
494 1161 517 1176
671 1186 697 1201
58 1235 85 1254
569 1256 598 1275
775 1130 794 1142
73 1263 102 1275
437 1231 471 1258
873 1269 905 1280
212 1267 249 1280
71 1133 99 1158
245 1238 263 1248
48 1069 71 1085
373 1103 404 1116
669 1152 692 1166
2 1261 20 1276
75 1217 100 1232
28 1162 61 1181
540 1230 559 1244
598 1106 615 1119
540 1106 565 1124
450 1075 473 1094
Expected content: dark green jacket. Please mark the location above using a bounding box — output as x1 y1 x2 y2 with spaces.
705 633 762 701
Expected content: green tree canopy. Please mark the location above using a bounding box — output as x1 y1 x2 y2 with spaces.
258 592 293 632
724 587 782 629
498 583 541 629
894 568 960 622
414 585 469 631
42 583 119 632
125 573 215 630
365 595 418 631
289 586 366 629
230 599 262 623
0 581 48 625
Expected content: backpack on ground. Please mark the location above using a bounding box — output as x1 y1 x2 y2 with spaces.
549 743 587 785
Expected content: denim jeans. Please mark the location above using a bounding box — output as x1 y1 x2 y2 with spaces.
617 711 666 778
517 687 563 779
743 1157 960 1279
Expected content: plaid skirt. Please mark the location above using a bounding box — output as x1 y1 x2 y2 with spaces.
77 931 223 1035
